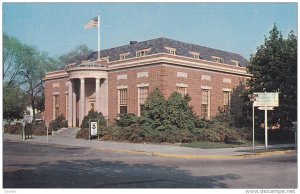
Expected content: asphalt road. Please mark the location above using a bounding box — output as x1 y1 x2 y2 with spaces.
3 140 297 188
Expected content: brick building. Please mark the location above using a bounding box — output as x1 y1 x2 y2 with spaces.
43 37 251 127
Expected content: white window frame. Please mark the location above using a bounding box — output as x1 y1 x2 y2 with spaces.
117 88 128 114
201 89 210 119
165 47 177 55
137 86 149 117
136 49 151 57
53 94 60 119
212 56 224 64
120 52 130 60
189 51 200 59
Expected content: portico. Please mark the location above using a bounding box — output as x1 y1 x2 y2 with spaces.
66 64 108 127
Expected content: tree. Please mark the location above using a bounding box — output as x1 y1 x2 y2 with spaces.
139 88 168 130
58 44 93 66
3 82 25 124
247 24 297 122
3 33 24 84
166 92 196 131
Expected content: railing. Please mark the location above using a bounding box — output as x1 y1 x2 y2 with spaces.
65 62 107 71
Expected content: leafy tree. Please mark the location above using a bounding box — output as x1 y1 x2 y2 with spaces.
18 45 57 122
139 88 168 130
58 44 93 66
165 92 196 131
3 82 25 124
247 24 297 121
3 34 24 84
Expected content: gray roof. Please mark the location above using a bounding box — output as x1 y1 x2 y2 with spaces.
87 37 249 67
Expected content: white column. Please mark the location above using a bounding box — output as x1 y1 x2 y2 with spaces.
99 78 108 118
79 78 85 126
72 85 76 127
68 80 73 127
95 78 100 112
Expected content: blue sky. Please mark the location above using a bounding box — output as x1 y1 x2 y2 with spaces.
2 3 297 59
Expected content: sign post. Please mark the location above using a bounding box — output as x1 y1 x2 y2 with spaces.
254 92 279 150
249 94 258 151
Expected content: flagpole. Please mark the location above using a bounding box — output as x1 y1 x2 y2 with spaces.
97 14 100 60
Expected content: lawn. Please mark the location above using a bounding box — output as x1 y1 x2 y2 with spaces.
181 140 294 149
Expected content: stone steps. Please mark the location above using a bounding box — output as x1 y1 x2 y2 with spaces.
52 128 81 139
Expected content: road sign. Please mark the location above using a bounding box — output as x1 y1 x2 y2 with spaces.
90 121 98 136
253 92 279 107
258 107 274 110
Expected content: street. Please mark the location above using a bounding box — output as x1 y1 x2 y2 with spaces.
3 140 297 188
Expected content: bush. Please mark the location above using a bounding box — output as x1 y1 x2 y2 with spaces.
4 124 22 134
80 110 107 129
76 128 89 139
49 114 68 131
116 113 139 127
33 122 47 136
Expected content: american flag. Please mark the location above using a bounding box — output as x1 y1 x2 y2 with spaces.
84 16 98 29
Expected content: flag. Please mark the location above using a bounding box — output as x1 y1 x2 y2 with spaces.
84 16 98 29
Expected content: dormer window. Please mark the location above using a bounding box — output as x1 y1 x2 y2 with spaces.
100 56 109 62
120 53 130 60
165 47 176 55
136 49 151 57
189 51 200 59
230 60 240 67
212 56 224 64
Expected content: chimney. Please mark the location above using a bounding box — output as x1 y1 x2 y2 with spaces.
130 41 138 45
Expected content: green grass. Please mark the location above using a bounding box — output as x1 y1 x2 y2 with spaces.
181 139 295 149
181 140 256 149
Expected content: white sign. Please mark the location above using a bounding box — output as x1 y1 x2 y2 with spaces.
90 121 98 136
253 92 279 107
258 107 274 110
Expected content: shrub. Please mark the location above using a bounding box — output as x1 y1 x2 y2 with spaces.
76 128 89 139
4 124 22 134
80 110 107 129
33 123 47 136
116 113 139 127
49 114 68 131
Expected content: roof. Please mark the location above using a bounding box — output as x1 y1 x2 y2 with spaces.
86 37 249 67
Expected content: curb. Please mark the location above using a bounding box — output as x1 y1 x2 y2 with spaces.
91 146 296 160
4 137 296 160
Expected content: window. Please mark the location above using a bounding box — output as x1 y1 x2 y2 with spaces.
212 56 224 64
165 47 176 55
223 91 230 109
201 89 210 118
118 89 128 114
138 87 148 116
190 51 200 59
177 87 187 96
120 53 130 60
136 49 150 57
230 60 240 67
53 95 60 119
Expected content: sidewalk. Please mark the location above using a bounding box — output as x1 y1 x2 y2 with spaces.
3 133 296 159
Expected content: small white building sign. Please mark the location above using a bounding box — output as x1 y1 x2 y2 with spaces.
253 92 279 107
90 121 98 136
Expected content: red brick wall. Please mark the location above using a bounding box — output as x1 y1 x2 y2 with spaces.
44 78 68 124
107 63 247 121
108 65 163 122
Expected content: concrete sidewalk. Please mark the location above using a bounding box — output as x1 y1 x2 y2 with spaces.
3 133 296 159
